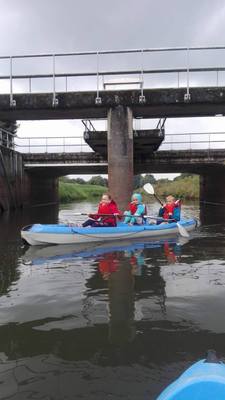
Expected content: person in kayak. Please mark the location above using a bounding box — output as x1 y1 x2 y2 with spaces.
158 195 181 223
82 193 121 227
124 193 147 225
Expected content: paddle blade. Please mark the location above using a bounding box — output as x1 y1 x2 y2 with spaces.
143 183 155 195
177 222 190 238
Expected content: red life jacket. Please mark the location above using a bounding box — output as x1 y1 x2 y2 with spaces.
90 200 120 226
129 202 138 215
162 200 181 220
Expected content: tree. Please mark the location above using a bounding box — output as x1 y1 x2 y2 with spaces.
88 176 108 186
142 174 156 185
72 178 86 184
0 121 19 135
0 120 19 147
133 175 142 189
174 173 193 181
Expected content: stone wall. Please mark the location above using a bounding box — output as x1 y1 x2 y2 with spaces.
0 148 58 212
0 148 28 212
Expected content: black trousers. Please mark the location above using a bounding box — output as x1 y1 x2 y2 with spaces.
82 219 114 228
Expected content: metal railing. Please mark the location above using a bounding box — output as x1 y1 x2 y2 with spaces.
2 45 225 106
15 136 92 153
0 128 15 149
15 132 225 154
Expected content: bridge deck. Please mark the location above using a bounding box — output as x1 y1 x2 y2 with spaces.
1 87 225 120
23 149 225 176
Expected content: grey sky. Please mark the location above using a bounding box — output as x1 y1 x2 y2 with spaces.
2 0 225 179
1 0 225 55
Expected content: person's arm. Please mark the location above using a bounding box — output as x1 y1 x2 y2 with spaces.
134 204 145 216
89 204 101 220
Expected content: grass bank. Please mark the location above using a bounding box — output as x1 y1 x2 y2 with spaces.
59 182 105 203
155 175 199 200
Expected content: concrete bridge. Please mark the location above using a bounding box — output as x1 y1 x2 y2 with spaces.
1 45 225 220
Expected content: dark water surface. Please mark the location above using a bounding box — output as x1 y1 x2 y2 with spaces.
1 202 225 399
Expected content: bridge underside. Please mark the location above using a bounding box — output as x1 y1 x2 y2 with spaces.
23 150 225 176
1 87 225 120
23 149 225 223
84 129 164 156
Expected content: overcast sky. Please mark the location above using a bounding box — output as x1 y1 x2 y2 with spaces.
1 0 225 179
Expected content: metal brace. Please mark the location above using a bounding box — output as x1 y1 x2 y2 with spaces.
95 96 102 105
52 95 59 107
10 98 16 107
184 93 191 102
139 95 146 104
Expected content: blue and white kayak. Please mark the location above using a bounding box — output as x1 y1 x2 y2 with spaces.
21 219 197 246
156 351 225 400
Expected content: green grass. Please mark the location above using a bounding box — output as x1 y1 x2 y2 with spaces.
59 182 105 203
138 175 199 201
59 175 200 204
155 175 199 200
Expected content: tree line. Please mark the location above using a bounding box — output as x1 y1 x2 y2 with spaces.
60 174 157 188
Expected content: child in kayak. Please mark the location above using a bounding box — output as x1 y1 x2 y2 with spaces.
158 195 181 223
124 193 146 225
82 193 120 227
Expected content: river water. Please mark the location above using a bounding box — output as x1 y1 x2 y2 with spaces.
1 201 225 399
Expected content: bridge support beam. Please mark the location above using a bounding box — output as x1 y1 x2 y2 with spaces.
28 174 59 206
200 170 225 224
107 105 133 210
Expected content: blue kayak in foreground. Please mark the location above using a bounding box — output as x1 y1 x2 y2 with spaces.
21 219 197 246
157 352 225 400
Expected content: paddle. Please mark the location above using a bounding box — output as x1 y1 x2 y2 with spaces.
65 212 179 227
73 212 172 221
143 183 190 238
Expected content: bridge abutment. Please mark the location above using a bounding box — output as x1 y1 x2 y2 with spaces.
107 105 133 210
0 148 59 213
200 170 225 224
0 148 29 212
28 174 59 206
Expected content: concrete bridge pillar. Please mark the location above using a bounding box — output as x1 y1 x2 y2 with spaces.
107 105 133 211
200 170 225 224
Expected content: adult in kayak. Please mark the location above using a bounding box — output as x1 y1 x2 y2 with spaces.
82 193 121 228
124 193 147 225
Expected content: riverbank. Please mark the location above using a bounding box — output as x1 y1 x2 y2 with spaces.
59 182 105 203
155 175 199 200
59 175 199 204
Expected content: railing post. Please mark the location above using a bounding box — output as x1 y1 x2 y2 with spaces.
63 137 65 153
28 138 31 153
95 51 102 105
45 138 48 153
139 49 146 104
184 48 191 102
52 54 58 107
9 57 16 107
29 77 32 93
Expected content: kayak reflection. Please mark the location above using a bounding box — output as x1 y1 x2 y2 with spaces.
22 236 189 266
22 236 189 347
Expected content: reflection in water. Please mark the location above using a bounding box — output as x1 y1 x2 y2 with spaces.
99 252 136 345
2 202 225 399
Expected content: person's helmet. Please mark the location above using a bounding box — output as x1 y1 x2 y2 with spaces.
131 193 142 203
